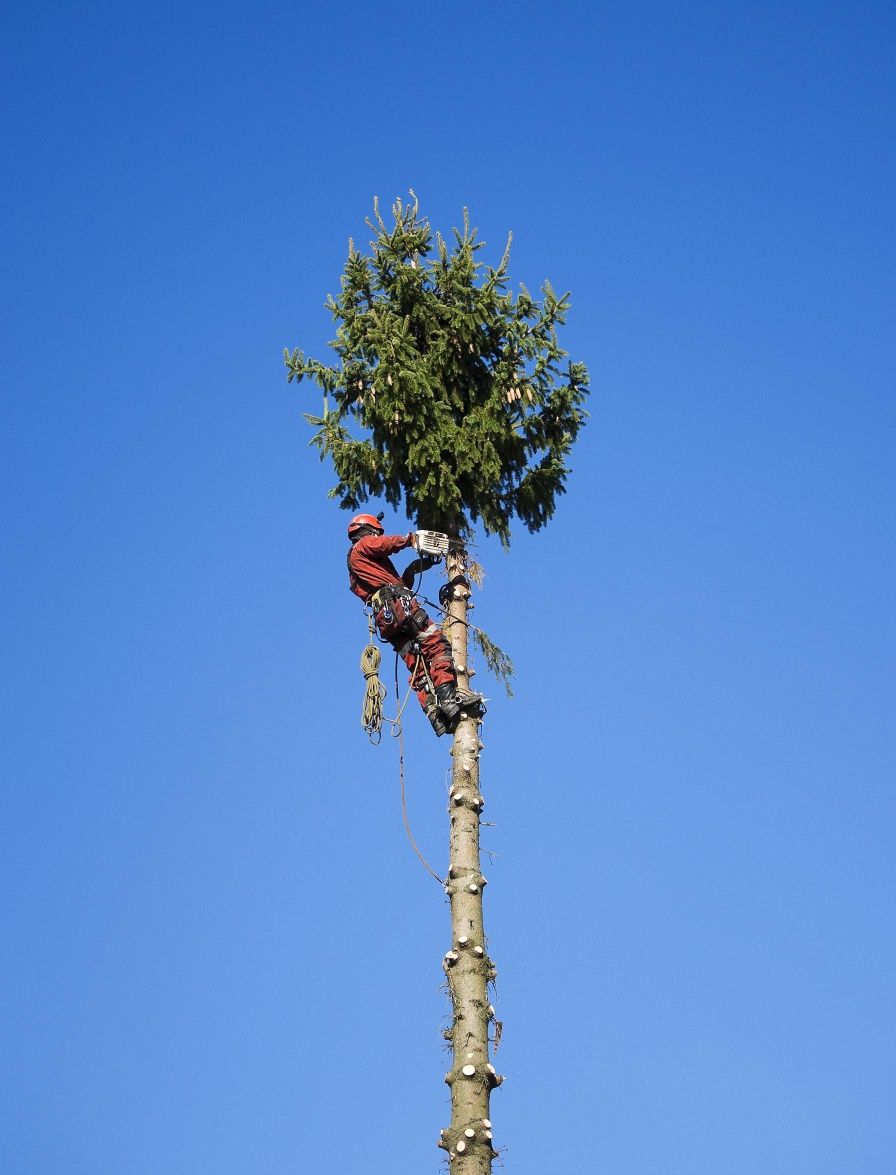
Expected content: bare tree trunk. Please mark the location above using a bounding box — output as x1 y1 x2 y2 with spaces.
438 548 501 1171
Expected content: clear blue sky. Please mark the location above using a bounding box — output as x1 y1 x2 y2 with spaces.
2 2 894 1172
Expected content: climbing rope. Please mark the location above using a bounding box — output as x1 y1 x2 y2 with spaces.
359 608 428 743
360 638 388 743
394 653 444 887
358 611 444 886
359 608 418 741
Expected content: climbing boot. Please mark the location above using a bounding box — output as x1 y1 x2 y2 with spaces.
427 705 449 737
435 682 461 723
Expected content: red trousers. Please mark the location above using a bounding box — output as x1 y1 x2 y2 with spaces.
374 593 456 712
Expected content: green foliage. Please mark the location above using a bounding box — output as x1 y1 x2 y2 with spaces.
471 626 515 698
285 193 589 546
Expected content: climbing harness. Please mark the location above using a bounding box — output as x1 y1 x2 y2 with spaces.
368 584 430 655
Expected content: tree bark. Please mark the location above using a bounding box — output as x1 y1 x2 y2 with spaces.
438 547 501 1172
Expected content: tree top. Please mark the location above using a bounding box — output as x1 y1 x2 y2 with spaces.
285 193 589 545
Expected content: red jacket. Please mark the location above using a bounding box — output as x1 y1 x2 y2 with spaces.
347 532 414 602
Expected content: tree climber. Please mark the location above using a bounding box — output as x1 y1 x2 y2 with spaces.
347 513 464 736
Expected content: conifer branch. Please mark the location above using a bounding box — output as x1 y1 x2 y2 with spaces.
472 626 514 698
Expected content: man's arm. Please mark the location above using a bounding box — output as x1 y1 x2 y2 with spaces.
402 553 438 588
355 532 415 559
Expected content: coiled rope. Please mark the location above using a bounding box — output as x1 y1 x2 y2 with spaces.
360 640 388 743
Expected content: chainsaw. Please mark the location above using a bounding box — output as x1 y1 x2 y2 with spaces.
414 530 463 558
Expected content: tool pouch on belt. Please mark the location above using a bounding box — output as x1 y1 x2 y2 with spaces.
372 585 427 654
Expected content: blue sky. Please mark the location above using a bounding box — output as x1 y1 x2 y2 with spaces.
2 2 895 1172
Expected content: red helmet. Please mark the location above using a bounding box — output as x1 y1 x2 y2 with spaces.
347 512 384 538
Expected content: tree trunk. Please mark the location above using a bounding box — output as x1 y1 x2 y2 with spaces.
438 547 501 1171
